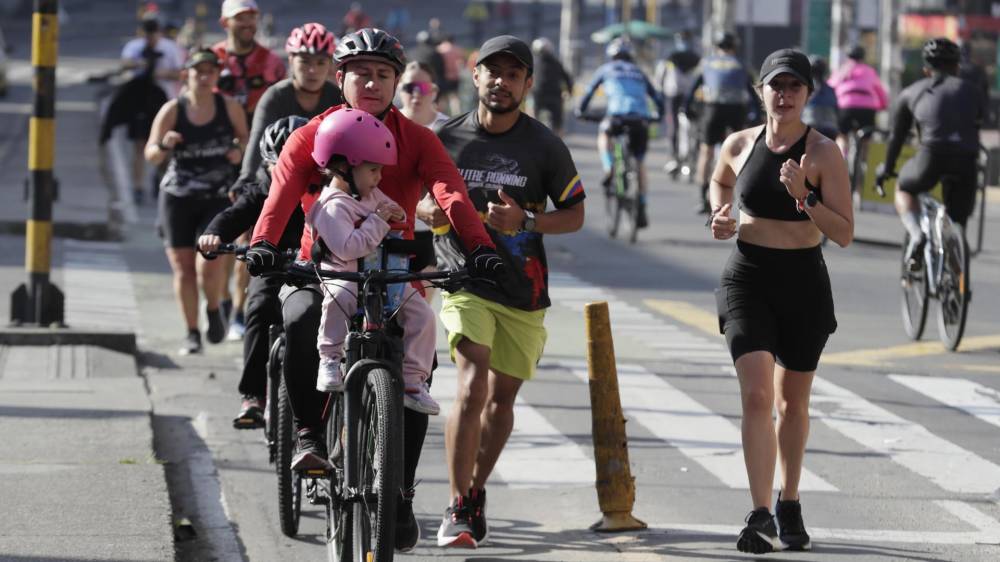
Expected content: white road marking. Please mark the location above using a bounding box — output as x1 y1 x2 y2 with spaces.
554 358 837 492
889 374 1000 430
433 363 595 489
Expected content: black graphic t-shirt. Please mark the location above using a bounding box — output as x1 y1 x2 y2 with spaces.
434 111 585 311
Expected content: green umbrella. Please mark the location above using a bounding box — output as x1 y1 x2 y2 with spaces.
590 21 674 44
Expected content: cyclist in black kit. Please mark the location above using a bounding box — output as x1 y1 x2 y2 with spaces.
876 37 987 268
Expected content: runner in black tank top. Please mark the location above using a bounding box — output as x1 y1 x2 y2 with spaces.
144 47 249 355
704 48 854 555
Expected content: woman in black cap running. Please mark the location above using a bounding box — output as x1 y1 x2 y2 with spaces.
707 48 853 554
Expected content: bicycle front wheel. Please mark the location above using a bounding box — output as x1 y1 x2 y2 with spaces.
936 227 970 351
604 184 621 238
900 233 929 340
352 368 403 562
276 376 302 537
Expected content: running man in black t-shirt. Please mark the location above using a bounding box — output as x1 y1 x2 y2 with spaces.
416 35 585 549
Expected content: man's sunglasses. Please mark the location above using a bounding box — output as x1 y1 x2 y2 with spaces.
401 81 434 95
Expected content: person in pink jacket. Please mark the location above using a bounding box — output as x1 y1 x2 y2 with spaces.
827 45 888 156
307 108 440 428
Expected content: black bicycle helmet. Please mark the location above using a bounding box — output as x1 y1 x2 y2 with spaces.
847 44 866 61
922 37 960 67
714 31 737 50
259 115 309 166
334 27 406 73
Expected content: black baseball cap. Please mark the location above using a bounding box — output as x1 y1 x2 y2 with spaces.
185 48 222 69
475 35 533 74
759 48 812 88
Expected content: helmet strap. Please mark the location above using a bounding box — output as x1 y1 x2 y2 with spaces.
332 167 361 200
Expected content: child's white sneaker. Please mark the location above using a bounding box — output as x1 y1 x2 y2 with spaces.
404 382 439 415
316 359 345 392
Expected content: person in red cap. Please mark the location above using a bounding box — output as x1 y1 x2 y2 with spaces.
213 0 286 117
246 27 505 553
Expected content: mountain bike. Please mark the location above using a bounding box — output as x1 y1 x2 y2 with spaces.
209 243 304 537
274 236 469 562
580 112 654 244
876 181 971 351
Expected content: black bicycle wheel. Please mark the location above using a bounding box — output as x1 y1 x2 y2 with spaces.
265 335 283 464
325 393 352 562
900 233 929 340
604 171 620 238
276 376 302 537
352 368 403 562
936 226 970 351
624 156 639 244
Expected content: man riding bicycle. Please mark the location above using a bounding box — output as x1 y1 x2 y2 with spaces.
876 37 986 269
576 38 663 229
246 27 505 552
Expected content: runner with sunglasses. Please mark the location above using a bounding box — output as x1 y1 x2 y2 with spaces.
398 61 450 129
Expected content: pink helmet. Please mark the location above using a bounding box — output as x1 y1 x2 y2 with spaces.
311 108 398 169
286 23 336 56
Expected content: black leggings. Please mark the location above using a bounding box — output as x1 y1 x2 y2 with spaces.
717 240 837 372
279 286 429 490
898 148 978 227
237 274 285 399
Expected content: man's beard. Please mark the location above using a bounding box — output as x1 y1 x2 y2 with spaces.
479 89 521 114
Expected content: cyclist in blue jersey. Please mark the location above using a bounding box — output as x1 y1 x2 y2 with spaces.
684 31 757 213
576 38 664 228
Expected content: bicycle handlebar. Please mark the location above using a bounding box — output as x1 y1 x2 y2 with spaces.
276 260 471 292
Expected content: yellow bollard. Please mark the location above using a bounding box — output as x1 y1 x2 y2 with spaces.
585 302 647 532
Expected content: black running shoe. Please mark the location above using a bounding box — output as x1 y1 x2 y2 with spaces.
232 395 265 429
467 487 489 544
601 170 613 190
291 429 330 471
636 201 649 229
395 486 420 552
737 507 781 554
775 493 811 551
180 330 202 355
206 307 226 344
436 496 477 548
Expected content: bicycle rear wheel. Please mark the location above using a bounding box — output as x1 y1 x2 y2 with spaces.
325 393 352 562
276 376 302 537
936 226 970 351
623 156 639 244
900 233 929 340
352 368 403 562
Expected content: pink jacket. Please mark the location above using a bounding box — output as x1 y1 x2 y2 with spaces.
827 61 888 111
307 186 399 272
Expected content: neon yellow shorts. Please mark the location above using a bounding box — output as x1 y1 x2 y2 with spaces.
439 291 547 380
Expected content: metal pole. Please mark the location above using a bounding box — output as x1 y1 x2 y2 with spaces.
11 0 64 326
560 0 582 77
831 0 856 69
879 0 900 103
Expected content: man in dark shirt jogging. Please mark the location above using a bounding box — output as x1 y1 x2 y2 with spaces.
417 35 586 549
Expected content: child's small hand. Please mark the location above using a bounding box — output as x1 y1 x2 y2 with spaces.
376 201 405 222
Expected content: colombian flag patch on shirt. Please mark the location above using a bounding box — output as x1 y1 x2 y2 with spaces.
558 175 584 203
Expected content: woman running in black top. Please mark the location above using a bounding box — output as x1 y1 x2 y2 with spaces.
707 49 853 554
145 48 249 354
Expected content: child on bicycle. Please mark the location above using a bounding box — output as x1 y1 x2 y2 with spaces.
307 108 440 415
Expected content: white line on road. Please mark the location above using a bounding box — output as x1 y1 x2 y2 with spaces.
889 374 1000 430
811 377 1000 496
433 363 595 489
556 359 838 492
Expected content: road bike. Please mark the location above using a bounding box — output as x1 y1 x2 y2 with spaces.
209 243 304 537
580 113 654 244
275 235 469 562
876 181 971 351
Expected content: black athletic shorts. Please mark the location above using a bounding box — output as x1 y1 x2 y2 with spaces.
600 115 649 161
700 103 746 146
716 240 837 372
898 148 978 227
157 191 231 248
837 107 876 135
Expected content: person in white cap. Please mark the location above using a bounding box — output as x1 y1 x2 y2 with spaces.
213 0 286 117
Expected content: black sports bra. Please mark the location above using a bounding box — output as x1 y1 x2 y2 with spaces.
736 126 820 221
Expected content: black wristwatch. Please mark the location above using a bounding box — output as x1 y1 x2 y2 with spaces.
521 210 536 232
804 190 819 209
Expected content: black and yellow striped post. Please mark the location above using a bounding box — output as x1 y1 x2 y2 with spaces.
10 0 64 326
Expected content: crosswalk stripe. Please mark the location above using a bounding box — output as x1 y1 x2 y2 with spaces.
553 359 838 492
432 363 595 489
889 374 1000 430
811 377 1000 495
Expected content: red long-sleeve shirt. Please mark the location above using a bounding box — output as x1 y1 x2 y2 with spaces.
251 104 493 260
